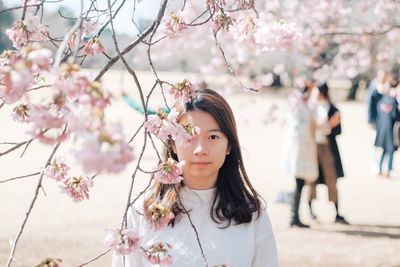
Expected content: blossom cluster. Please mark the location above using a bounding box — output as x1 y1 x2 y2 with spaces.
164 13 188 38
142 241 174 266
154 157 185 184
0 43 52 104
5 14 48 49
43 157 93 202
254 19 300 51
144 201 175 230
145 108 200 145
104 228 141 255
67 20 105 56
169 79 197 103
2 43 133 172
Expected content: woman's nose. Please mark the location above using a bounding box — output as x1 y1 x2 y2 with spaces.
193 140 208 155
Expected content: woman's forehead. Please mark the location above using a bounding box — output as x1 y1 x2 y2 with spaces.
179 110 220 130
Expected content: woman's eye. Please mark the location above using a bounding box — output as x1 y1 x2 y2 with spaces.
209 134 220 140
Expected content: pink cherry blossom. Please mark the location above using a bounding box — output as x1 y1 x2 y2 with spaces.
81 20 98 37
11 103 31 123
168 79 196 103
61 175 93 202
0 50 19 67
43 157 70 181
144 202 175 230
254 19 300 51
54 65 90 99
78 81 111 109
71 127 134 174
84 37 105 56
5 14 48 49
29 104 65 129
212 13 235 33
154 158 185 184
0 61 33 104
5 21 29 49
164 13 188 38
104 228 141 256
67 32 79 50
236 0 254 9
35 258 62 267
145 114 164 136
25 46 53 71
174 123 200 146
231 16 257 43
206 0 226 12
143 241 174 266
145 108 200 145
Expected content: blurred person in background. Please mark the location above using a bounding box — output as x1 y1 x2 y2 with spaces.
283 80 319 228
374 75 400 178
308 82 348 224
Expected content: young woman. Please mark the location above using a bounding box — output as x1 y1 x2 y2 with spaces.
112 89 278 266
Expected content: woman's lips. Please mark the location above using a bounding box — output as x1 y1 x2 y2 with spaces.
191 162 211 166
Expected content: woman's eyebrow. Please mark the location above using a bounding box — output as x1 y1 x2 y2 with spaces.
206 129 222 132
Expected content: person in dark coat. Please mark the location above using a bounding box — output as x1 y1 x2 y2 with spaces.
308 82 348 224
374 79 400 177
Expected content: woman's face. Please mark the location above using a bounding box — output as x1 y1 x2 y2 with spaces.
173 110 230 190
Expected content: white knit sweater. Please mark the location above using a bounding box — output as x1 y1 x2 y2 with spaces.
112 187 278 267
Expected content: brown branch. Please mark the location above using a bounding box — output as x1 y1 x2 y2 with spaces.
122 130 148 228
0 1 43 15
175 187 209 267
76 249 111 267
0 139 33 158
20 139 33 158
147 132 162 163
53 0 84 67
213 30 257 92
6 141 63 267
128 121 145 144
188 9 214 26
94 25 155 81
0 172 41 184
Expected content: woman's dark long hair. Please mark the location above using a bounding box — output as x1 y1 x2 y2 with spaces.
145 89 262 227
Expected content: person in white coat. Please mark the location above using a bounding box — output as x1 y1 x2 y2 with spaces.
283 82 319 228
112 89 278 267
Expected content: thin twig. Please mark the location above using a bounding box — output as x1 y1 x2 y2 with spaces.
175 187 209 267
128 121 145 144
6 141 62 267
129 175 154 207
76 249 111 267
94 25 155 81
0 172 41 184
213 31 257 92
53 0 84 67
0 139 33 158
122 130 148 228
0 2 43 15
20 139 33 158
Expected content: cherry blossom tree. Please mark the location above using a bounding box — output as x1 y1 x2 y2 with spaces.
1 0 399 266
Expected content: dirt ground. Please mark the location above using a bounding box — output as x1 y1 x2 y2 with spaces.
1 71 400 267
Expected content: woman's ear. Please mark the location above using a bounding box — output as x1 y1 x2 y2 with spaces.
226 145 231 155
